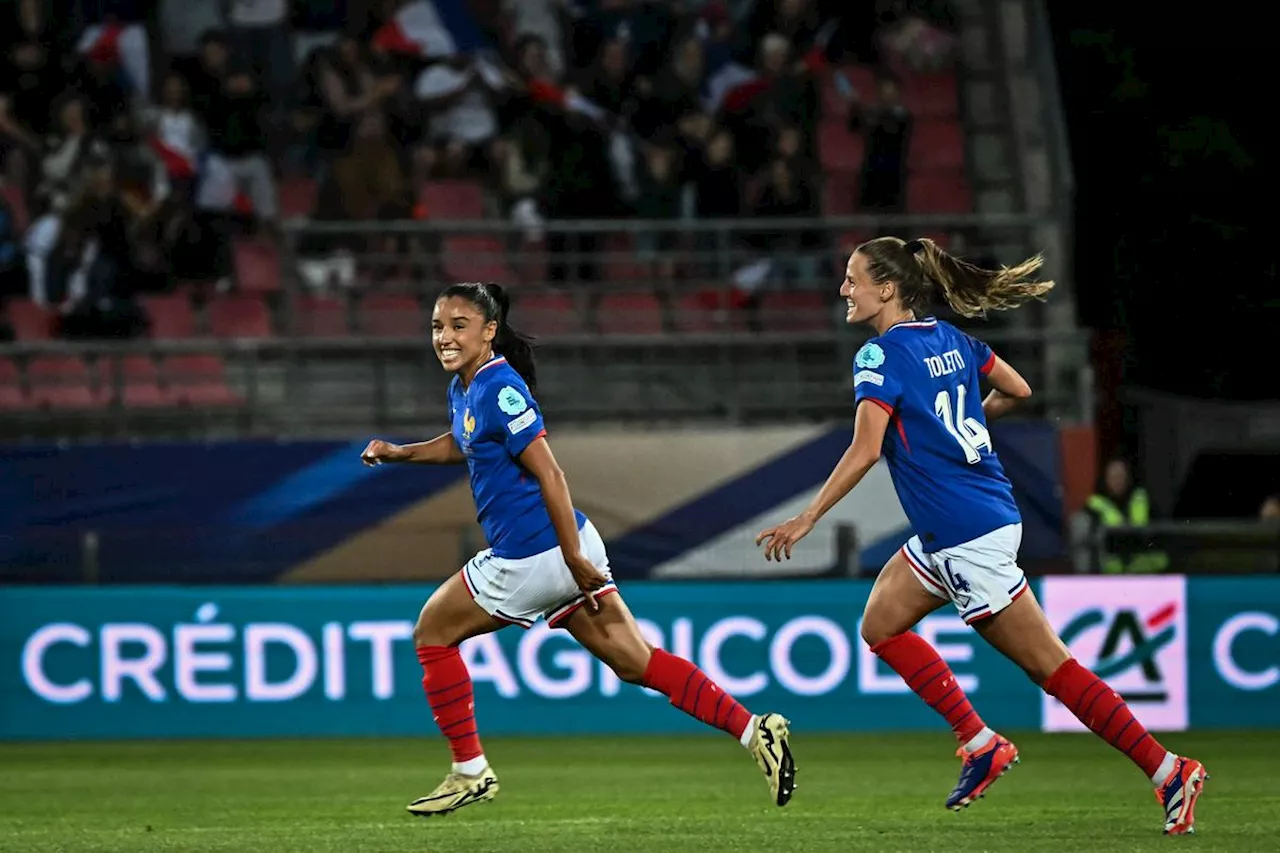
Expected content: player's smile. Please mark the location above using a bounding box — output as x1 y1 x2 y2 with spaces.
432 295 497 380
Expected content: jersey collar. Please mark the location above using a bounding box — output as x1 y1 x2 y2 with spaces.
887 317 938 331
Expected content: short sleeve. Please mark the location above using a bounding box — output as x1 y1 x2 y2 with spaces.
966 333 995 375
484 381 546 458
853 341 904 413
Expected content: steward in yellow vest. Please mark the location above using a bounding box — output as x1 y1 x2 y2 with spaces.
1085 486 1169 573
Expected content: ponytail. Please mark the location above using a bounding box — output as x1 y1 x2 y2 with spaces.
910 238 1055 318
857 236 1055 318
438 281 539 392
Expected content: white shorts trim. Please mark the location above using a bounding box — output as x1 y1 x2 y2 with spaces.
903 524 1027 624
461 519 616 629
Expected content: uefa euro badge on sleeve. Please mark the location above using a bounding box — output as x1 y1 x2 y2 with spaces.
497 386 529 415
855 342 886 369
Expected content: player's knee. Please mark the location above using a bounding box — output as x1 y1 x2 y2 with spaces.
859 612 896 648
1023 649 1071 687
412 612 448 647
608 644 654 685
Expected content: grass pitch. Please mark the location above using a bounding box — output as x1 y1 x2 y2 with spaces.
1 731 1274 852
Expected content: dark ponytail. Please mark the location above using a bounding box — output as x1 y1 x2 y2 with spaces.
437 281 538 392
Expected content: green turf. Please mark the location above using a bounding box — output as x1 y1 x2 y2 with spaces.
0 731 1271 852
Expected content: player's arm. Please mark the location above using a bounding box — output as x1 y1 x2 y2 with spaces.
800 400 891 524
980 355 1032 421
757 400 891 561
361 433 464 466
519 437 611 608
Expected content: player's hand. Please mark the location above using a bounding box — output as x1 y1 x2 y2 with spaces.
755 514 816 562
361 439 406 466
565 552 611 614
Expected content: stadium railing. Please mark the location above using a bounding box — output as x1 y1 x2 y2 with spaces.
0 214 1088 439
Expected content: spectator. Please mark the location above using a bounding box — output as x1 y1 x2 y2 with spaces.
500 112 551 242
691 127 742 277
853 75 911 211
414 62 501 178
1071 457 1170 574
37 96 110 218
632 139 682 278
634 33 704 138
159 0 226 74
227 0 295 106
750 157 820 286
1 40 62 193
1260 494 1280 522
205 67 279 232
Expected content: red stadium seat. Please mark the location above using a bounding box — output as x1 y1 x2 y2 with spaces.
0 358 31 410
818 120 866 173
419 181 485 220
900 71 959 118
596 292 665 335
1 183 29 233
278 177 318 219
441 236 514 283
821 65 879 118
139 293 197 339
101 355 174 407
357 294 424 337
760 291 833 332
822 173 861 216
207 294 273 338
27 355 107 409
675 293 727 333
233 238 282 293
5 298 55 340
517 292 584 336
907 170 973 213
165 354 242 407
295 294 350 337
909 119 966 171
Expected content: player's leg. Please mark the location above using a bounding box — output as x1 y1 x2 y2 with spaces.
863 535 1021 810
559 591 797 806
973 588 1208 835
406 567 509 817
861 545 1001 751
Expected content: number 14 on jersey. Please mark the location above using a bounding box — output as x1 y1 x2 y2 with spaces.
934 386 993 464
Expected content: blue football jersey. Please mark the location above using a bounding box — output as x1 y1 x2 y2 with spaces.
448 356 587 559
852 318 1021 552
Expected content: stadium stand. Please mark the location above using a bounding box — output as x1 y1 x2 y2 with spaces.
0 0 970 415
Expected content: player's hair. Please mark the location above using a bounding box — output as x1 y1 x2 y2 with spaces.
438 282 538 391
856 236 1055 318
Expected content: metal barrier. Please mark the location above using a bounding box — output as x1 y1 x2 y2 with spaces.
1 214 1088 438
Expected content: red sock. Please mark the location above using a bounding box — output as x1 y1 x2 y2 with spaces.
1043 658 1168 779
417 645 483 763
871 632 988 745
642 648 754 740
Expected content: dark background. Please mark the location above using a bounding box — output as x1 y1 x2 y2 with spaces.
1049 5 1274 401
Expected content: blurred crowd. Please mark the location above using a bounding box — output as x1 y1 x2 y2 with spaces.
0 0 957 339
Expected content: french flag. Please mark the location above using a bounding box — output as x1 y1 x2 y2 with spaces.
372 0 490 60
77 22 150 96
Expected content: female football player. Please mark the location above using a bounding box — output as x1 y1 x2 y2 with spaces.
755 238 1206 835
362 282 795 816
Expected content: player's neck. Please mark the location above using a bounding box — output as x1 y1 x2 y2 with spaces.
459 350 498 388
873 309 916 336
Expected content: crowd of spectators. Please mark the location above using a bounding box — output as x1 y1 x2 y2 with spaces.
0 0 958 340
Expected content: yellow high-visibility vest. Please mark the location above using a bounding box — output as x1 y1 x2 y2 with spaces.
1085 488 1169 573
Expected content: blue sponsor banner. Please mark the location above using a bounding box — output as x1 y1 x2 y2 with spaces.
3 578 1276 741
1 581 1037 740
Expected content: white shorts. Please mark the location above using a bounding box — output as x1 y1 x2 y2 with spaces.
902 523 1028 624
461 520 618 629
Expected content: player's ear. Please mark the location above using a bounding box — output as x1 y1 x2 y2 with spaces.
880 281 895 303
483 320 497 343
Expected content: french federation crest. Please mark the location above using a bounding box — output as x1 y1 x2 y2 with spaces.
462 408 476 440
497 386 529 415
855 342 885 369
